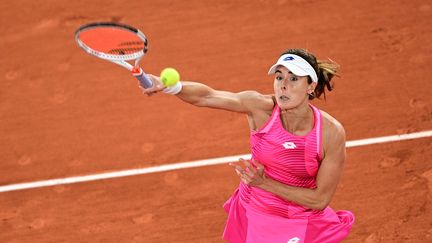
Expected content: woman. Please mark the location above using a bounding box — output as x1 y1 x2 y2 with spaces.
142 48 354 243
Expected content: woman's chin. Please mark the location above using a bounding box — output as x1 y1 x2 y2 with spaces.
276 95 309 111
276 99 306 111
276 102 296 110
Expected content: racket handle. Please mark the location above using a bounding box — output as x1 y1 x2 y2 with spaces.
132 67 153 88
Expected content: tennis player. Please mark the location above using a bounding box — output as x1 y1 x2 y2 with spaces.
142 48 354 243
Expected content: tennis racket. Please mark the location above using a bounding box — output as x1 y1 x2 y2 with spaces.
75 22 154 88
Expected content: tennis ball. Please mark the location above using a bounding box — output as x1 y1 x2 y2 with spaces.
160 68 180 87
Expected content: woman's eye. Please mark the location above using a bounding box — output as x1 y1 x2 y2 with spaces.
276 76 283 81
290 76 298 81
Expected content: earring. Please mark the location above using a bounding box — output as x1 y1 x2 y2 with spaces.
308 92 315 98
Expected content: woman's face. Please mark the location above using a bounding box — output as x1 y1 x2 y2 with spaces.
273 66 315 110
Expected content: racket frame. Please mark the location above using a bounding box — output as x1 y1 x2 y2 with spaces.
75 22 153 88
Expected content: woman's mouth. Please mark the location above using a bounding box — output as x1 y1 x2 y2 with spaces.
279 95 289 101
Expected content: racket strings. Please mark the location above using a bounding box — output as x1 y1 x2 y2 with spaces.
108 47 144 55
118 41 144 46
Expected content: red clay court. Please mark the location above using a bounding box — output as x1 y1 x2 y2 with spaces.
1 0 431 242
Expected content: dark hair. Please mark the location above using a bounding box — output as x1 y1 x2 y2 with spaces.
280 48 339 100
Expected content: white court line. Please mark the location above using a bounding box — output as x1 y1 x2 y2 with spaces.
1 130 431 193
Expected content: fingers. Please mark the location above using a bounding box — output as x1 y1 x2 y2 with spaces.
250 158 263 168
229 163 245 176
139 74 166 96
230 159 260 179
239 174 251 184
251 159 264 174
240 158 258 175
141 86 164 95
140 85 163 96
229 158 266 186
229 163 252 184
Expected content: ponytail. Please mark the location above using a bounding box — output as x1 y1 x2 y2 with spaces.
313 59 339 100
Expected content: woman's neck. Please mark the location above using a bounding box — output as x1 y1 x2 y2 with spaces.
280 102 314 136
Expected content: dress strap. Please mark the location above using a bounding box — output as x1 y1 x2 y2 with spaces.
254 105 280 134
310 104 323 161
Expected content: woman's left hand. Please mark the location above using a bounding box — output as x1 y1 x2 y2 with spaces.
229 158 266 186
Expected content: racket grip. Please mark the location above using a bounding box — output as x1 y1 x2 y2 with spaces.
132 68 153 88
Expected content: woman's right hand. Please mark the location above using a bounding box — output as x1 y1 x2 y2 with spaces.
139 74 166 96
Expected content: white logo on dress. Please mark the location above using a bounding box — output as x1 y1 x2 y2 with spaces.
282 141 297 149
287 237 300 243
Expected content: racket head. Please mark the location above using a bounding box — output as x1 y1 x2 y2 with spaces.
75 22 148 62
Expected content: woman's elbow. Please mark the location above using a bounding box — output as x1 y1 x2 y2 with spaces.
309 196 331 211
191 98 209 107
311 202 328 211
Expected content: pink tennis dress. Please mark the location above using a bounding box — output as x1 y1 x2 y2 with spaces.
223 104 354 243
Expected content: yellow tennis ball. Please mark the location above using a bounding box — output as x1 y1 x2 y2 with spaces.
160 68 180 87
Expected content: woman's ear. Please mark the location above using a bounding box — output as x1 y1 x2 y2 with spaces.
308 82 317 94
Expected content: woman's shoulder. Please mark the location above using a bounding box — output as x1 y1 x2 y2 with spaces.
238 91 274 113
319 109 346 141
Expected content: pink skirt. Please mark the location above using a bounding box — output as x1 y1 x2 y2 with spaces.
222 189 354 243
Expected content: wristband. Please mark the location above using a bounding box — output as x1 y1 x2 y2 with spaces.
163 81 183 95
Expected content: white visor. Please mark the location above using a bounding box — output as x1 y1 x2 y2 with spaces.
268 54 318 83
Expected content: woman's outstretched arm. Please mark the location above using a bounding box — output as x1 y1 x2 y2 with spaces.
143 75 274 114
